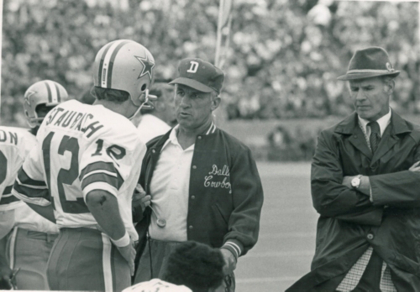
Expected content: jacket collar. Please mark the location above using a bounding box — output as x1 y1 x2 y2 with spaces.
149 122 218 152
358 109 391 136
334 111 412 162
334 111 411 136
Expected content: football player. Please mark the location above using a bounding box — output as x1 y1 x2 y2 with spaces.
0 80 67 289
12 39 155 291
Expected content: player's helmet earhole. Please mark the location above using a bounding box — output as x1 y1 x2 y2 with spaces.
141 84 147 91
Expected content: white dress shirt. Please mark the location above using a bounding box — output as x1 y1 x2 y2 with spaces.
148 125 193 241
357 108 391 149
137 114 171 144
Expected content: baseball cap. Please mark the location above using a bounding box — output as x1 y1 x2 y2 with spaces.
337 47 400 80
169 58 224 94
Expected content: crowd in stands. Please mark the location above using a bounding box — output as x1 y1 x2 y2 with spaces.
0 0 418 161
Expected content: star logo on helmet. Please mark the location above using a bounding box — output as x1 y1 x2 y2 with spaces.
24 91 36 105
135 54 155 81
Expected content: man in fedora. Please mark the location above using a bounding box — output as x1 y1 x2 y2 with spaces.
287 47 420 291
132 58 264 292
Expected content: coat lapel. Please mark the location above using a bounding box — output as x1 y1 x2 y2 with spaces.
371 112 411 164
371 126 397 164
145 131 171 192
335 113 371 158
349 126 372 158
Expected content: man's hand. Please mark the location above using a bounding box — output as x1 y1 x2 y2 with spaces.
220 249 237 276
132 184 151 213
116 242 136 276
409 161 420 172
0 264 12 290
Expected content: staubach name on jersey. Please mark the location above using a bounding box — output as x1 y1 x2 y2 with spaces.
44 106 104 138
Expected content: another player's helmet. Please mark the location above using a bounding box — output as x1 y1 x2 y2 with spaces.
23 80 68 128
93 39 155 106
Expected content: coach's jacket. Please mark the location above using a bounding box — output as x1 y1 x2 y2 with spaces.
287 111 420 292
133 125 264 258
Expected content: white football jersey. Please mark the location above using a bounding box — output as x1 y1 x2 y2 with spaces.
0 126 35 211
13 100 146 240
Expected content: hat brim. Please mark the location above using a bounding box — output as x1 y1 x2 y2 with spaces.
337 70 400 80
169 77 214 93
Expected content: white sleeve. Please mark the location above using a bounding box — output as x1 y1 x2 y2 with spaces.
79 137 139 199
0 145 23 207
12 145 50 206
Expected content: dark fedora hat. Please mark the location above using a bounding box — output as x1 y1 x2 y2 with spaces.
337 47 400 80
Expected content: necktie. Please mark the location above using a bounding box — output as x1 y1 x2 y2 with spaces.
368 121 380 153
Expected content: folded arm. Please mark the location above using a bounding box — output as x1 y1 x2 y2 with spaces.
311 131 383 225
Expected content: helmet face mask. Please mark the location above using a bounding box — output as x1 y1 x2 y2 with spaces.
23 80 68 128
93 40 156 109
128 89 158 121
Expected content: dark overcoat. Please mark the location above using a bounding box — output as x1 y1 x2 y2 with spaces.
287 111 420 292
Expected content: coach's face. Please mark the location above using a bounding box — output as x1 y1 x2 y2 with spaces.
349 77 392 121
174 84 220 131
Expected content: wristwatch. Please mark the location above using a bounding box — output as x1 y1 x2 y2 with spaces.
351 175 362 189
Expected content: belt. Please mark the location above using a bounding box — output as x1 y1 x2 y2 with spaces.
59 227 103 237
17 227 58 243
149 238 184 245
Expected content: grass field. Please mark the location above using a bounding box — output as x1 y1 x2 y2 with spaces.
235 162 317 292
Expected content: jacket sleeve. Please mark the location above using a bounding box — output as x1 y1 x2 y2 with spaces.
311 130 383 225
133 148 153 270
132 149 152 224
223 145 264 256
370 143 420 207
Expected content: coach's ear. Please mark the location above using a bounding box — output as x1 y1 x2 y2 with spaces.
211 96 221 112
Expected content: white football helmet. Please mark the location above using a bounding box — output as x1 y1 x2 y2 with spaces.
23 80 68 128
92 39 156 108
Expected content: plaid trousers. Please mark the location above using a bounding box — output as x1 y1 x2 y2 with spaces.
336 247 396 292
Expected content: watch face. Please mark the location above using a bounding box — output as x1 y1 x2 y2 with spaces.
351 177 360 188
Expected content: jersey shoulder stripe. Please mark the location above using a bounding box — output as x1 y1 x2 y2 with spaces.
0 193 20 206
13 179 49 201
81 172 124 191
79 161 119 180
12 186 51 207
80 161 124 192
14 168 49 200
17 168 48 187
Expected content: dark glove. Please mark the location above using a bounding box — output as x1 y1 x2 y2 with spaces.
0 267 19 290
0 273 12 290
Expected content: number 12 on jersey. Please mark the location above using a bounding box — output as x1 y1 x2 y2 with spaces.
42 131 89 214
